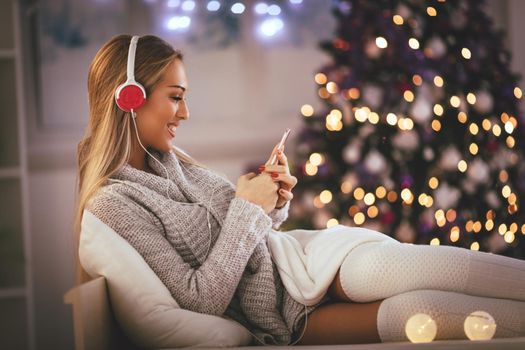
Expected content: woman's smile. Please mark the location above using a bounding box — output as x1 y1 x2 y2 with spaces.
167 124 177 138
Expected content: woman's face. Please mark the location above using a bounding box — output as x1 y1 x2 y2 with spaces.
134 58 189 153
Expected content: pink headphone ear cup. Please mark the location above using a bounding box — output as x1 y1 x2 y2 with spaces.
115 83 146 112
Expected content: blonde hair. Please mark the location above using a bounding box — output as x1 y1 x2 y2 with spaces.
73 34 208 285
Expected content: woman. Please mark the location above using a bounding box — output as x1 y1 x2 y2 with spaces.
74 34 525 346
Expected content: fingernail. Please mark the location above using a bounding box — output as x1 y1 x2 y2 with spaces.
258 166 265 171
271 173 278 178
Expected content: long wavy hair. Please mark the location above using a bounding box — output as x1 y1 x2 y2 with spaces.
73 34 208 285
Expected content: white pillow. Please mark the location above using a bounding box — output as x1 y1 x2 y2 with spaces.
79 209 253 349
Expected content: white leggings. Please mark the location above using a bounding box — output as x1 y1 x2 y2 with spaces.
339 241 525 341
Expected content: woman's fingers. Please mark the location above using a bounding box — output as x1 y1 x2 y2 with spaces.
270 172 298 189
278 188 294 201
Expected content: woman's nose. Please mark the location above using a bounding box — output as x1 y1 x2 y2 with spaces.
177 99 189 119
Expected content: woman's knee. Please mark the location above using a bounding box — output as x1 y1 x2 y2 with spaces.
339 241 401 302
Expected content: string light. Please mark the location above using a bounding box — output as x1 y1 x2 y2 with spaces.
433 104 444 116
375 186 387 198
450 95 460 108
368 112 380 124
353 187 365 200
469 123 479 135
314 73 327 84
353 212 365 225
408 38 420 49
401 188 414 204
464 311 497 340
404 90 415 102
387 191 398 202
469 143 478 155
313 195 324 208
426 6 437 16
450 226 460 242
231 2 246 14
376 36 388 48
364 192 376 205
305 162 318 176
386 112 398 125
398 117 414 130
504 121 514 134
319 190 333 204
431 119 441 132
326 81 338 93
430 238 440 245
470 242 480 251
429 177 439 189
502 185 511 198
300 104 314 117
367 205 379 218
514 87 523 99
309 153 323 166
458 160 468 173
347 87 360 99
341 181 353 194
412 74 423 86
458 111 468 123
327 218 339 228
499 170 509 182
433 76 444 87
405 313 437 343
462 48 472 59
492 124 502 136
348 205 359 217
466 92 476 104
393 14 404 25
206 1 220 11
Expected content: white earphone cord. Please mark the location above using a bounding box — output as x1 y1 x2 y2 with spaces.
129 110 309 345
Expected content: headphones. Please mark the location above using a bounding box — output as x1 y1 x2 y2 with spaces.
115 35 146 113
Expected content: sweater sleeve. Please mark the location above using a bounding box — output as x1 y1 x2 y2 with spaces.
267 200 290 230
86 192 272 316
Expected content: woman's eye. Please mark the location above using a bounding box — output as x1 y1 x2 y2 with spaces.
171 96 183 102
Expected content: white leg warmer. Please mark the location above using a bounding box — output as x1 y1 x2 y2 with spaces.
377 289 525 342
340 240 525 303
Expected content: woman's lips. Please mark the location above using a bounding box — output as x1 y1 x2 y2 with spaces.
167 124 177 138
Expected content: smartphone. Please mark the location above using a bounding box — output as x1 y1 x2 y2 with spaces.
268 128 291 165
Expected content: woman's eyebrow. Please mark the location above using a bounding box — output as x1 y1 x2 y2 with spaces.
168 84 187 92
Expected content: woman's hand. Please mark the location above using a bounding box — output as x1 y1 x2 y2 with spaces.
235 172 279 214
259 144 297 209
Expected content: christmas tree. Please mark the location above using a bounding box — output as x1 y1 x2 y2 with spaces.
283 0 525 259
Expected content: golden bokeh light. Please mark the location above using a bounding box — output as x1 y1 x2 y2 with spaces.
301 104 314 117
320 190 333 204
314 73 327 85
393 14 404 25
462 47 472 59
376 37 388 49
433 76 444 87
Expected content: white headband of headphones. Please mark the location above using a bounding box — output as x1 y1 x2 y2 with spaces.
126 35 140 83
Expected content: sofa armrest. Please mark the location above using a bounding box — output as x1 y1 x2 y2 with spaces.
64 276 139 350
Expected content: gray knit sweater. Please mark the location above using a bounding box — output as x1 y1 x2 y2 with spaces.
85 149 327 345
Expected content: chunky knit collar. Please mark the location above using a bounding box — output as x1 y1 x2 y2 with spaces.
110 148 237 228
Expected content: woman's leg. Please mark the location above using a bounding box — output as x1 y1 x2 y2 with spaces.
338 240 525 303
295 300 383 345
377 289 525 342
